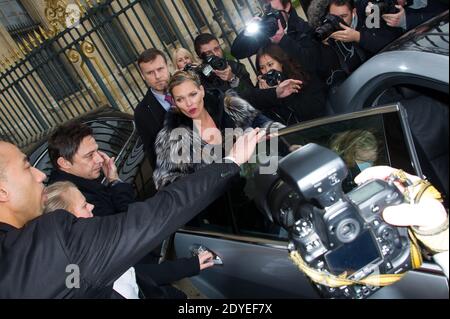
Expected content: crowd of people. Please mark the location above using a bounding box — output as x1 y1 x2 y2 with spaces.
0 0 448 299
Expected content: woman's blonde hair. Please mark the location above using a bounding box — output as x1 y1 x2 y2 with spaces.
330 130 378 166
168 70 202 96
173 48 197 70
43 181 77 214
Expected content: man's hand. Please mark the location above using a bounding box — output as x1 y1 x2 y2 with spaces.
227 128 265 166
275 79 303 98
270 20 286 44
330 23 361 43
214 65 234 82
99 151 119 183
198 251 215 270
354 166 447 230
382 5 405 27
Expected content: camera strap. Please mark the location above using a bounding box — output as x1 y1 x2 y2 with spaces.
289 238 423 288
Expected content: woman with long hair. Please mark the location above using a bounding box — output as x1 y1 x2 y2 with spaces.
256 43 327 124
153 71 283 189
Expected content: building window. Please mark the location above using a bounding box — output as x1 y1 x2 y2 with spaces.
89 5 137 67
0 1 80 101
0 0 35 32
140 0 177 45
183 0 206 30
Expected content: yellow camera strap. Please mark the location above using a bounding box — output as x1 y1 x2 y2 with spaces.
290 236 422 288
289 171 445 289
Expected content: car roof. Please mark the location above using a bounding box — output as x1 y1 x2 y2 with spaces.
383 11 449 56
21 107 133 154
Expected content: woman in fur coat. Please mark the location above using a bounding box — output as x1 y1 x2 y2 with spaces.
153 71 284 190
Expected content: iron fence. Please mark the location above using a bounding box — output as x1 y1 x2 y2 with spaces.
0 0 278 146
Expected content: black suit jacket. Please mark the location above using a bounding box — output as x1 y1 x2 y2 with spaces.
48 169 135 217
134 89 167 167
0 162 239 298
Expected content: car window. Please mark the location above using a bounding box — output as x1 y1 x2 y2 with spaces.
186 106 420 241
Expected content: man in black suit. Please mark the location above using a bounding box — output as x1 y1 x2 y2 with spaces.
134 49 173 167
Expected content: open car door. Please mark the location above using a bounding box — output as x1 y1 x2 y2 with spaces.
174 103 449 299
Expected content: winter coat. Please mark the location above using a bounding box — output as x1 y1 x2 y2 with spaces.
153 90 284 189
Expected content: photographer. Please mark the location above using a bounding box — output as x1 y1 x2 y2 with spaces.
266 0 321 74
380 0 448 31
256 44 327 124
308 0 403 89
194 33 254 95
355 166 449 279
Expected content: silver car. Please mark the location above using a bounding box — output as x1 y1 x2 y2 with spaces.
173 12 449 299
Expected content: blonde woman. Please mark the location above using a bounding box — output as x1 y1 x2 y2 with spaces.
173 47 199 71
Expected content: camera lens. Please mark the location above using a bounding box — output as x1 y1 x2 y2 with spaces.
336 218 360 243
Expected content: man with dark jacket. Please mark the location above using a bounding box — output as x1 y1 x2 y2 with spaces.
194 33 255 94
46 121 204 298
308 0 403 89
268 0 321 74
47 122 135 217
0 129 258 298
134 49 172 167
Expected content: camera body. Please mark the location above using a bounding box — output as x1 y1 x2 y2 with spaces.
202 55 228 72
259 7 287 38
259 144 413 299
315 14 346 41
183 63 214 78
261 69 284 87
372 0 400 15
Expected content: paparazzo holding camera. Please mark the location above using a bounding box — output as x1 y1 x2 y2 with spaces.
193 33 255 95
308 0 403 90
256 44 327 125
232 0 321 75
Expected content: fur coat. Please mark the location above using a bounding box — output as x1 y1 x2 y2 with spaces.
153 90 284 189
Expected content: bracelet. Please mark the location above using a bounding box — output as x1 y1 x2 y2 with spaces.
412 216 449 237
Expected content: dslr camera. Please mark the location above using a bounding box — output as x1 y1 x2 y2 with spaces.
202 54 228 72
315 14 346 41
183 63 214 78
371 0 400 15
244 5 287 38
255 144 413 299
261 70 284 87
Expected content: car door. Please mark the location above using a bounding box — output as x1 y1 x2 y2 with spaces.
174 104 449 299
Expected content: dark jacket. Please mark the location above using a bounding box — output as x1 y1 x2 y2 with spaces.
153 91 284 189
48 169 135 217
134 89 168 167
0 162 239 298
278 8 321 74
356 0 404 55
200 60 254 96
47 169 198 298
404 1 448 30
258 73 327 124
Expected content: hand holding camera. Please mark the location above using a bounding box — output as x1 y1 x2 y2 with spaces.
330 23 361 43
256 144 420 298
382 5 406 27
